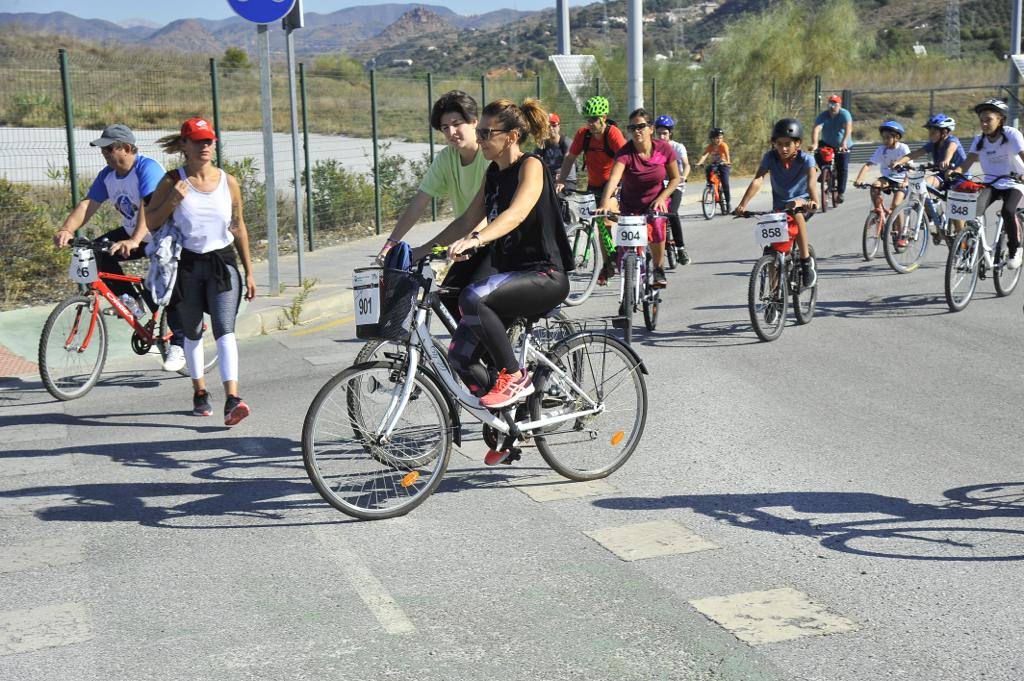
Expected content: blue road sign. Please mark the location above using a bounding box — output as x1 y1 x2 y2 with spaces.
227 0 298 24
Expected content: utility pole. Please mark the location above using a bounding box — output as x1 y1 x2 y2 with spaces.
557 0 570 55
944 0 961 59
627 0 643 110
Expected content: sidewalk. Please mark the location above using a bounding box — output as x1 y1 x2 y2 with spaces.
1 176 768 379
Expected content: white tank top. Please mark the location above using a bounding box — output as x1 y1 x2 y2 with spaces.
173 167 233 254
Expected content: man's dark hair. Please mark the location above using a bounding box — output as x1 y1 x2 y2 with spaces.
430 90 479 131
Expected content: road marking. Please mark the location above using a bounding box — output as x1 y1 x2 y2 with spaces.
0 603 92 655
689 587 859 645
314 527 416 635
291 315 354 337
584 520 719 561
303 354 353 366
0 538 85 573
509 474 615 502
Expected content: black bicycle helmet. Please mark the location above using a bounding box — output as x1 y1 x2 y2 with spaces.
709 127 724 138
974 98 1008 116
771 118 803 141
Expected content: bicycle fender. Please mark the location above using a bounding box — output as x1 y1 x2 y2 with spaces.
418 365 463 446
552 330 649 375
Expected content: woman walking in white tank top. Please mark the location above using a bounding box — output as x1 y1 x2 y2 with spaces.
114 117 256 425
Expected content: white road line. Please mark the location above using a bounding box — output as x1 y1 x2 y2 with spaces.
0 603 92 656
314 527 416 635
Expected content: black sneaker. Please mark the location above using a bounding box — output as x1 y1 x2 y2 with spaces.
224 395 250 426
653 267 668 288
677 247 690 265
193 390 212 417
836 194 845 205
800 259 817 289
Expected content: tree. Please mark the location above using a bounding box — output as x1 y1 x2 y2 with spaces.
222 47 250 70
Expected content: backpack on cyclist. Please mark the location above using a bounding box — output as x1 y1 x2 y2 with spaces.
581 120 619 158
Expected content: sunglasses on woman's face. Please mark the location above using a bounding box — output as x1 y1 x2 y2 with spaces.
627 123 649 132
475 127 510 140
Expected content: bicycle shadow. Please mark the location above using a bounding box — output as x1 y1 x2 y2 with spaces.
634 319 760 349
0 409 230 439
593 482 1024 561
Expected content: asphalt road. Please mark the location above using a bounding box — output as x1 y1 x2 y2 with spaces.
2 188 1023 680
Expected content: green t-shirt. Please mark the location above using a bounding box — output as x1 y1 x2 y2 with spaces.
418 145 489 216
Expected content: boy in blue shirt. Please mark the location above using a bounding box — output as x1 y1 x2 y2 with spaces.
894 113 968 239
734 118 820 288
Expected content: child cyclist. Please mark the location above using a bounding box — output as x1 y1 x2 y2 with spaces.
853 120 911 223
951 98 1024 270
696 127 732 213
893 113 968 240
733 118 820 288
654 114 692 264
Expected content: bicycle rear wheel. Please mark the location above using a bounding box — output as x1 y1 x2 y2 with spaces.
565 226 601 306
530 333 648 480
701 186 716 220
302 361 453 520
792 246 817 325
862 211 882 261
665 241 677 270
883 202 927 274
38 295 107 401
945 229 980 312
748 253 786 342
994 226 1021 297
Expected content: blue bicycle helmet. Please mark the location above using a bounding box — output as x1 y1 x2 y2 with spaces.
924 114 955 130
879 120 905 137
654 114 675 129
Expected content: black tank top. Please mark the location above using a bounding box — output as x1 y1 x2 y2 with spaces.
484 153 568 273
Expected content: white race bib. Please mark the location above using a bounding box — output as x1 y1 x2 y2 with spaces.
946 191 979 221
353 268 381 326
572 194 596 217
69 247 98 284
907 169 927 194
614 216 648 247
754 214 791 247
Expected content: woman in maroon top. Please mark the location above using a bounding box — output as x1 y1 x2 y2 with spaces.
598 108 681 288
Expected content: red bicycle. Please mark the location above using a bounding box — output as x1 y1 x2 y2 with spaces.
815 145 840 212
38 236 214 400
700 163 729 219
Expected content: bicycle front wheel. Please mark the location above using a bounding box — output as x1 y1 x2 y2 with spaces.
792 246 817 325
620 253 636 344
945 229 980 312
701 186 716 220
994 227 1021 297
38 295 107 401
862 212 882 261
665 241 677 270
531 333 648 480
883 202 927 274
565 226 601 306
819 169 830 213
302 361 453 520
748 253 786 342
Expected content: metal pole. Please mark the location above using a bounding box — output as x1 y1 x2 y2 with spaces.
427 72 437 221
58 48 79 208
481 75 487 106
711 76 718 128
626 0 643 110
300 62 314 251
557 0 571 55
929 90 935 118
209 58 223 168
285 26 305 282
651 78 657 116
536 74 542 100
370 69 382 236
814 75 822 113
595 76 601 97
257 24 280 296
1010 0 1023 126
772 78 776 103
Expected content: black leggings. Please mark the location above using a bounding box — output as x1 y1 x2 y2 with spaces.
448 268 569 396
438 247 497 324
667 188 685 246
978 187 1023 253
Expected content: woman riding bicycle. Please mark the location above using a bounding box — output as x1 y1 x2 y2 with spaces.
414 99 570 465
951 98 1024 270
598 108 681 288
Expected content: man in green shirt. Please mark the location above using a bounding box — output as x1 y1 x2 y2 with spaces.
377 91 492 320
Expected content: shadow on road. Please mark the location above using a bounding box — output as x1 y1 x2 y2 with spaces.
593 482 1024 561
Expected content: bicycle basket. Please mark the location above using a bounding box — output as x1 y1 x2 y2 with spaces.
817 146 835 164
374 268 421 342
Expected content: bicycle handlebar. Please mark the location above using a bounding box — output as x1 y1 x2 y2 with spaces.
732 206 809 218
946 171 1024 186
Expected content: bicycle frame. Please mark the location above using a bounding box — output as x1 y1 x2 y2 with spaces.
67 272 165 355
372 265 601 444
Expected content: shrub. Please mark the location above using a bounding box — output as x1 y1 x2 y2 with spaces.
0 180 69 308
222 47 250 70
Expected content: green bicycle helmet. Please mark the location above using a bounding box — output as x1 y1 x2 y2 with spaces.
583 96 610 117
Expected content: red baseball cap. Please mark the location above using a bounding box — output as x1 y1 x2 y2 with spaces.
549 113 560 124
828 94 842 104
181 117 217 141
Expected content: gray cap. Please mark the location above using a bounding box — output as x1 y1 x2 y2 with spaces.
90 124 135 147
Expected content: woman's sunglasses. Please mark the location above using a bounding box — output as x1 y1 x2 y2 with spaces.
476 127 511 140
626 123 649 132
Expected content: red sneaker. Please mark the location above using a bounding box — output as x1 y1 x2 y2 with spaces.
224 395 250 426
479 369 534 409
484 449 514 466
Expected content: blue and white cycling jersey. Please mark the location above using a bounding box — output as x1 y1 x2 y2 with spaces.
86 154 165 238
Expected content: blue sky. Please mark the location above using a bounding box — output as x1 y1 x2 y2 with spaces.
3 1 597 25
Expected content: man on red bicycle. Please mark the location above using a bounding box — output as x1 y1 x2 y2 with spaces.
733 118 820 288
598 108 681 288
811 94 853 203
52 124 187 372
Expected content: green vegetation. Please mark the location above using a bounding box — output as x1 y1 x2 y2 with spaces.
221 47 251 70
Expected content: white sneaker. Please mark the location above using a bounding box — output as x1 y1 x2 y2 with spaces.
162 344 186 372
1008 250 1023 270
